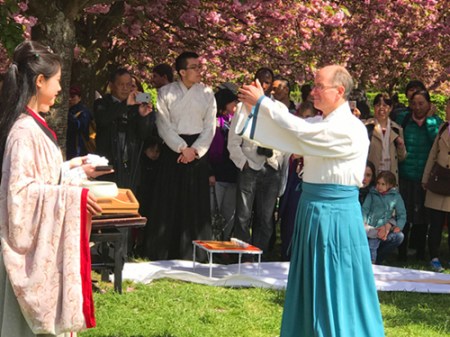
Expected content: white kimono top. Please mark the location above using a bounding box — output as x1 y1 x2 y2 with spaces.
156 80 216 158
234 97 369 186
0 113 95 335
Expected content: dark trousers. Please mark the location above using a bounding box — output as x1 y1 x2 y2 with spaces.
428 208 450 259
398 178 427 259
234 164 280 253
369 232 404 264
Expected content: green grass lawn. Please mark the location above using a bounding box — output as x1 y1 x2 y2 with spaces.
81 232 450 337
380 291 450 337
82 279 284 337
80 266 450 337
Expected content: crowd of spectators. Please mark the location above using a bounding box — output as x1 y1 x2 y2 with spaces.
64 54 449 272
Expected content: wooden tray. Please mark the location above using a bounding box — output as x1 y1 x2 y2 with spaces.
96 188 139 214
193 240 262 253
92 214 147 229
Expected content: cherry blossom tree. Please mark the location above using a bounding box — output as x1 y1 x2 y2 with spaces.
72 0 449 93
0 0 26 72
105 0 348 85
1 0 448 147
0 0 116 146
339 0 450 92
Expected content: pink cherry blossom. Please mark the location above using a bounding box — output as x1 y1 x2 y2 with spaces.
17 2 27 11
84 4 111 15
0 0 448 95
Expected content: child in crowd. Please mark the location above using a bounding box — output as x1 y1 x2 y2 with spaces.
362 171 406 264
359 160 376 204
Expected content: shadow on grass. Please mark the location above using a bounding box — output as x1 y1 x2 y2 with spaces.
269 288 286 307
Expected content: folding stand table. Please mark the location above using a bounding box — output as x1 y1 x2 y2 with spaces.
91 214 146 293
192 240 263 278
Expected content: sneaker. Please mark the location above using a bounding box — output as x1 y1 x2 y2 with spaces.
430 258 445 273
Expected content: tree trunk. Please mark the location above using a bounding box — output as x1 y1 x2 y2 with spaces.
71 1 125 110
29 1 77 158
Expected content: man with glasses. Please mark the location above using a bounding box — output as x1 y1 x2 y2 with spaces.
144 52 216 260
236 65 385 337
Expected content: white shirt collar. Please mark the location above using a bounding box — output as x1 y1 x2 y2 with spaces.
323 101 352 121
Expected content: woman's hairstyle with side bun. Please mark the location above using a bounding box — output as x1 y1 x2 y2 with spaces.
0 41 61 178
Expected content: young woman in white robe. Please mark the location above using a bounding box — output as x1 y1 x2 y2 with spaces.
0 41 108 337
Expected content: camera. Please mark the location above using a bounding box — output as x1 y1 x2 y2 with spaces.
257 146 273 157
136 92 150 104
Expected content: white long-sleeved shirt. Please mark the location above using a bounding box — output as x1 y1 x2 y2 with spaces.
156 81 216 158
234 97 369 186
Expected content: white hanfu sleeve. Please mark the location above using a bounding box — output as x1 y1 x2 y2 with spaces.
235 96 365 159
191 91 217 158
156 94 188 153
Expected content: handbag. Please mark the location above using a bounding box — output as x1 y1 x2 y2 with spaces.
427 162 450 196
210 186 227 241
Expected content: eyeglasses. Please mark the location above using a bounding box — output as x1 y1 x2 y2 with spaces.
311 84 338 91
185 64 203 71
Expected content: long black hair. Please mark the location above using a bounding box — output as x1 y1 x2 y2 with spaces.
0 41 61 176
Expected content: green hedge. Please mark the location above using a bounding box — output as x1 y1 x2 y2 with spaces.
290 88 447 120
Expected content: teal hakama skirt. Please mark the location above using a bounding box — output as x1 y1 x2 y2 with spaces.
280 183 385 337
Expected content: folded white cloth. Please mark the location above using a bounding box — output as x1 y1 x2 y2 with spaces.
86 154 109 166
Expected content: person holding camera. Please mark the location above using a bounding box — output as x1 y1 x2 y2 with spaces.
93 68 153 192
93 69 153 260
228 68 285 258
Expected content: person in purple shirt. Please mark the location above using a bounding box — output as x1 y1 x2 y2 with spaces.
208 84 239 240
